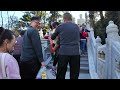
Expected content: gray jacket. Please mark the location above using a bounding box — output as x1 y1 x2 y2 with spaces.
20 26 43 62
51 22 80 55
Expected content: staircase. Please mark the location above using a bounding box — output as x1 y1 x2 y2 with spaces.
78 52 91 79
45 51 91 79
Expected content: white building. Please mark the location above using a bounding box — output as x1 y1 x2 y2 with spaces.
77 14 85 25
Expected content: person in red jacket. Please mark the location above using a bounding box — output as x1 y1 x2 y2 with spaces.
80 26 89 55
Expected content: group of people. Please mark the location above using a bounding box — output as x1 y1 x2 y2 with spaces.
0 17 45 79
0 12 90 79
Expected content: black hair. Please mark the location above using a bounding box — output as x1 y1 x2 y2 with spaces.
49 24 53 29
31 16 40 21
52 22 59 28
0 27 15 46
20 30 25 36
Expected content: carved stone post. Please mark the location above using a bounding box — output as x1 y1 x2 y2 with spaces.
106 21 119 79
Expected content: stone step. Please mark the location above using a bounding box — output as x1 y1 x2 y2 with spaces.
80 60 89 65
79 73 91 79
80 63 89 67
80 58 88 61
80 66 89 73
65 71 91 79
80 57 88 60
81 55 88 57
46 68 91 79
80 66 89 70
80 69 89 73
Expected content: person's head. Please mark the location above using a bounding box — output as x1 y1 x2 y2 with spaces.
52 22 59 29
82 25 86 30
63 13 72 22
0 27 16 53
20 30 25 37
30 16 40 30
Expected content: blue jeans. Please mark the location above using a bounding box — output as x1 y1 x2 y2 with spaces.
80 39 86 53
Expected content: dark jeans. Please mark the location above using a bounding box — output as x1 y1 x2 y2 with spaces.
56 55 80 79
80 39 86 53
53 53 58 66
19 59 41 79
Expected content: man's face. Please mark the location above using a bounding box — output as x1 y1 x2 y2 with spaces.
31 20 40 29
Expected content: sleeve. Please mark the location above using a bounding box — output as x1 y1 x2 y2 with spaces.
49 38 54 53
29 29 44 63
51 26 60 40
56 38 60 45
5 54 21 79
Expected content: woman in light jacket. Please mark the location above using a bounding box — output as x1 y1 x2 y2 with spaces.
0 27 21 79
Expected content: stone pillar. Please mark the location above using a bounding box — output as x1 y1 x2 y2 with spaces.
89 27 97 71
96 36 102 47
96 36 102 73
106 21 119 79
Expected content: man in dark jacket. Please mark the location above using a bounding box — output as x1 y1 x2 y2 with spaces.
51 13 80 79
20 16 45 79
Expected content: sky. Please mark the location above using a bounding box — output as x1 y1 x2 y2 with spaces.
0 11 87 26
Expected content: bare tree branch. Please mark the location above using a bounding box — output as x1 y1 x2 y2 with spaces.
1 11 3 27
7 11 9 29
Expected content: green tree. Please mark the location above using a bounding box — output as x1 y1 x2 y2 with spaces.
49 11 62 22
20 11 32 23
89 11 95 27
92 11 120 44
89 11 106 44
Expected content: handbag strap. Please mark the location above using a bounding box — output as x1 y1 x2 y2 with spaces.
1 53 7 79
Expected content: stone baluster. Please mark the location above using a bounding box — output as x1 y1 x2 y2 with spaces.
106 21 119 79
95 36 102 72
96 36 102 47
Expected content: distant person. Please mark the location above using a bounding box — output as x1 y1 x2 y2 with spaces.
20 16 45 79
81 25 90 32
0 27 21 79
48 22 55 36
80 25 89 54
51 13 80 79
13 30 25 65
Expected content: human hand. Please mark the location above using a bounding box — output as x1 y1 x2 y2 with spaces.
48 36 51 40
41 61 46 67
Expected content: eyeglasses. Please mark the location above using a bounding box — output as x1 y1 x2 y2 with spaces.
34 21 40 24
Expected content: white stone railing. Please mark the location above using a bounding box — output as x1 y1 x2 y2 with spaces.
97 44 106 79
87 21 120 79
111 42 120 79
41 39 52 65
87 25 99 79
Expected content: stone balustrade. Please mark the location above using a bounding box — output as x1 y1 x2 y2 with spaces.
87 20 120 79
